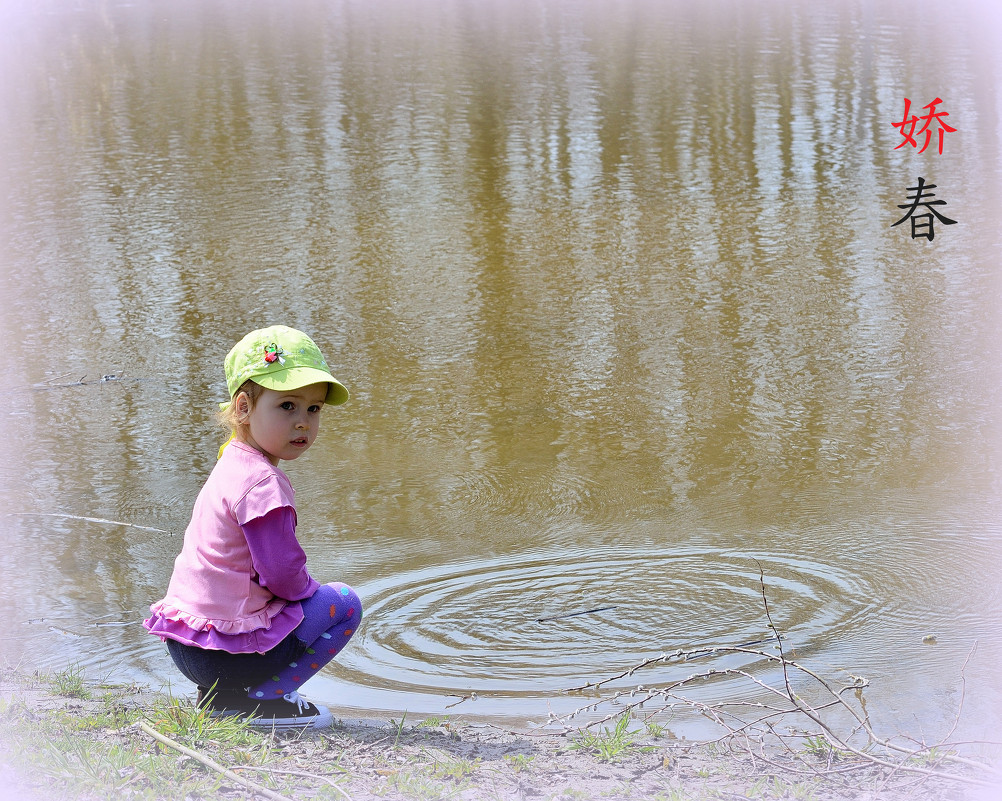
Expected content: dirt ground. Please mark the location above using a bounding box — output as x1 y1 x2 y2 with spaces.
2 681 1000 801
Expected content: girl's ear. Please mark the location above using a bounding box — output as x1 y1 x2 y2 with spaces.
233 391 252 423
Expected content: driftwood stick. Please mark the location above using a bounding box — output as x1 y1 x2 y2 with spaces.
139 720 295 801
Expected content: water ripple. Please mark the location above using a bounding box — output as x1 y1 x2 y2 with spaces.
337 545 880 699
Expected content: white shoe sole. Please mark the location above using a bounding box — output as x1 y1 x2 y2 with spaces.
245 702 334 731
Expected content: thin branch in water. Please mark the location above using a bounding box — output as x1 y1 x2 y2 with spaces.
6 512 171 534
536 606 618 623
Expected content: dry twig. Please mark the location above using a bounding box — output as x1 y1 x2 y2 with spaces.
556 565 1001 794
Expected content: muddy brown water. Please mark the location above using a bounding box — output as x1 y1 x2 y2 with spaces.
1 0 1000 746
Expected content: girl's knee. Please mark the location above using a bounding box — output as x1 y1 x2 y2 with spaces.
303 582 362 629
324 582 363 619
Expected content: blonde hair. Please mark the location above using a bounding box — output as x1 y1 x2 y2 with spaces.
217 379 265 436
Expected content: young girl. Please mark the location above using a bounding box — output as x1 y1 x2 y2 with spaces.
144 325 363 729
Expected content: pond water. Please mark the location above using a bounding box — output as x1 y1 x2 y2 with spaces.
1 0 1001 747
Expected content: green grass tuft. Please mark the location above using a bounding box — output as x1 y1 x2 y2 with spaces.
569 713 654 763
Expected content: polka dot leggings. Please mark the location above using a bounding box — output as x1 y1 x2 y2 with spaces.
247 582 362 700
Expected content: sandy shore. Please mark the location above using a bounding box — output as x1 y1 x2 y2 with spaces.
2 673 1000 801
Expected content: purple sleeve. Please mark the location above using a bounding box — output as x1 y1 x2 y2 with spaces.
242 506 320 602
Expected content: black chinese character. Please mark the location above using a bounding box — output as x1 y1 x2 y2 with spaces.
891 177 957 241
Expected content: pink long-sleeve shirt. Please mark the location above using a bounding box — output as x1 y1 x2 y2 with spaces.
144 440 320 654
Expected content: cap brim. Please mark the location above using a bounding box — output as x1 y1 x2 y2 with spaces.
253 367 350 406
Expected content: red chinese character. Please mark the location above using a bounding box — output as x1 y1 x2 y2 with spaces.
892 97 956 155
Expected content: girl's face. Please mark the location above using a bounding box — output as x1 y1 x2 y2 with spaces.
235 382 328 466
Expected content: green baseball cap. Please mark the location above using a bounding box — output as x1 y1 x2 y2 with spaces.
223 325 349 407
